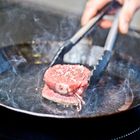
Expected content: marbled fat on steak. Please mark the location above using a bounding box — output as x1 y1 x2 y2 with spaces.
42 64 91 111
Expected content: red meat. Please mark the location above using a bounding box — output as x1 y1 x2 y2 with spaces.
42 64 91 111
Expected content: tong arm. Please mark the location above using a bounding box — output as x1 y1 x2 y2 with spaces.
88 9 120 87
104 10 120 51
49 2 115 67
70 2 114 44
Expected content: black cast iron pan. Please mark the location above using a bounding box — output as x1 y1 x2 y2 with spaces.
1 0 139 120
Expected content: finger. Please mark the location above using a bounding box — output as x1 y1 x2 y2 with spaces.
81 0 111 26
99 8 117 28
99 19 112 28
119 0 140 34
117 0 124 5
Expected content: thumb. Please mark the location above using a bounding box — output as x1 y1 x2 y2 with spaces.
119 0 140 34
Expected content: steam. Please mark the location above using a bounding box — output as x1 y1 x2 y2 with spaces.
118 79 134 111
80 77 134 117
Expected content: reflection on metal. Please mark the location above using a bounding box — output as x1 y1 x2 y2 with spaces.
0 51 11 73
0 41 59 74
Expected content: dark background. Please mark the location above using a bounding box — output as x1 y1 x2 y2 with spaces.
1 106 140 140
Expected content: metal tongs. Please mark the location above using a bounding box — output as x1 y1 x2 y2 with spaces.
49 1 121 87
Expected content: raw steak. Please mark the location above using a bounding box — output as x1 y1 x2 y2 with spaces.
42 64 91 111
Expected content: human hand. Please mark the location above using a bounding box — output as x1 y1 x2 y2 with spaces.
81 0 140 34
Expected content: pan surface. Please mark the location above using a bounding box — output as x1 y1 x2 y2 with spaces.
0 34 140 119
0 1 140 118
0 58 135 118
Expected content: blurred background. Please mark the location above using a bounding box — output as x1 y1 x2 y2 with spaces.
0 0 139 47
1 0 140 29
4 0 140 30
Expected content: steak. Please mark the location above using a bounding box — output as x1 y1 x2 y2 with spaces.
42 64 91 111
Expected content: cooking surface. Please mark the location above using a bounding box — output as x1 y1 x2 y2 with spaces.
0 61 134 117
0 39 140 118
0 1 140 118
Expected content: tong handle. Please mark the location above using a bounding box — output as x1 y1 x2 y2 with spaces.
70 1 114 44
104 9 120 51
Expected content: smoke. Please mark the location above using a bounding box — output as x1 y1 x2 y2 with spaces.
79 76 134 117
0 0 81 117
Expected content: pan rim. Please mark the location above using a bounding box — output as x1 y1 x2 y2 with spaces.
0 102 138 119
